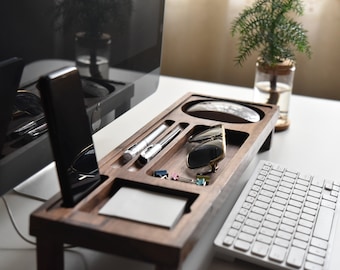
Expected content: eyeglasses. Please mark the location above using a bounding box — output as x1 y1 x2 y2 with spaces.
13 90 43 118
186 124 226 173
69 144 99 181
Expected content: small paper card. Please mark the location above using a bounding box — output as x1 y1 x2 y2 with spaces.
99 187 188 229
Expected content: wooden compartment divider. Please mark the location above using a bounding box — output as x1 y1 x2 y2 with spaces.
30 93 279 270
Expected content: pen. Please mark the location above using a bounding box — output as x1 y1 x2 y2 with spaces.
138 126 182 165
122 123 168 163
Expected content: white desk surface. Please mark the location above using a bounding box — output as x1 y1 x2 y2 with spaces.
1 75 340 270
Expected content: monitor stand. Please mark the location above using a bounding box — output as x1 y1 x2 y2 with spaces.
14 162 59 201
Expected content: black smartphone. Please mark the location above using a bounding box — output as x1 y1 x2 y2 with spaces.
38 66 104 207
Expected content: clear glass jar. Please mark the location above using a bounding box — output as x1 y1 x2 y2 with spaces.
253 58 295 131
75 32 111 80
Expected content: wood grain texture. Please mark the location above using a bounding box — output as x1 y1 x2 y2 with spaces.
30 93 279 270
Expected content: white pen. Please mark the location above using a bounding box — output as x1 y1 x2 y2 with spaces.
138 126 182 165
122 123 168 163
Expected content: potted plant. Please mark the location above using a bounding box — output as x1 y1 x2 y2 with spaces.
54 0 133 79
231 0 311 131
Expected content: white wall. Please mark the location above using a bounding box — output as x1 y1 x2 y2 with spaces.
161 0 340 100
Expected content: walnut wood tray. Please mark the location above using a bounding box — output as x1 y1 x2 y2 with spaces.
30 93 279 270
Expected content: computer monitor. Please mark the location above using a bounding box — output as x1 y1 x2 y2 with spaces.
0 0 165 197
0 58 24 155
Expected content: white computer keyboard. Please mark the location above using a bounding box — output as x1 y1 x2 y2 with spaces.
214 160 340 270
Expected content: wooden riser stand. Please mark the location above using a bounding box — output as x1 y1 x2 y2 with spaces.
30 93 279 270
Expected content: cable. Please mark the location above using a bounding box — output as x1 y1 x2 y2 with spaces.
1 195 36 245
0 195 89 270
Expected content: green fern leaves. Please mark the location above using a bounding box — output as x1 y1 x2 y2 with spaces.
231 0 311 66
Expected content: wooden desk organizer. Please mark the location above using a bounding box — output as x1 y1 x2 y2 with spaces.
30 93 279 270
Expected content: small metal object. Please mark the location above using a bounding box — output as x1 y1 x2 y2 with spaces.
171 173 195 184
196 175 210 186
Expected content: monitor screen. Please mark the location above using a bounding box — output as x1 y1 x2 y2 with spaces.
0 0 165 196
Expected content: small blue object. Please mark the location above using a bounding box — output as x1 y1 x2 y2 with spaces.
153 170 168 178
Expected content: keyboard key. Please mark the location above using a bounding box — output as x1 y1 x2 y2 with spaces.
282 217 296 227
296 179 309 187
296 225 312 235
306 195 320 204
276 191 289 200
257 234 272 244
273 196 287 205
231 221 242 230
265 214 280 223
308 190 321 199
303 206 317 216
293 188 306 197
254 200 269 209
263 220 277 230
291 194 304 202
286 246 305 268
223 235 234 246
269 245 287 263
234 239 250 251
257 195 271 203
299 219 313 229
268 208 282 217
309 185 322 193
268 174 281 182
311 237 328 250
274 237 289 248
306 253 325 265
214 161 339 270
251 242 269 257
271 202 285 211
299 174 312 181
292 239 308 249
248 212 263 222
252 206 266 215
238 232 254 243
260 227 275 237
305 261 324 270
245 219 260 229
321 199 336 209
277 230 292 241
311 177 324 188
295 183 308 192
287 205 300 214
280 224 294 234
294 232 309 242
305 201 318 210
228 228 238 237
325 181 333 191
301 212 315 222
242 225 257 235
323 193 337 203
285 171 297 179
289 199 302 208
280 181 294 189
309 246 327 258
313 206 334 241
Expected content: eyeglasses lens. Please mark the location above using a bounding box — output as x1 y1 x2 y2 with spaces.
187 125 226 170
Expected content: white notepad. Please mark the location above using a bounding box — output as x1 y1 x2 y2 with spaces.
99 187 188 229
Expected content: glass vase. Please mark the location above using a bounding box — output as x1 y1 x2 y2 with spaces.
253 58 295 131
75 32 111 80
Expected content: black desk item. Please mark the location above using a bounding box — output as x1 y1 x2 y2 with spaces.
38 67 105 207
0 57 24 154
